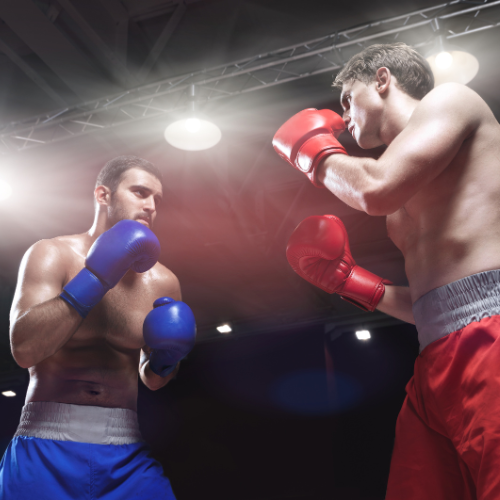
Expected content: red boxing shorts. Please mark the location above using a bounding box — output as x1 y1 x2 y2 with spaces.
386 270 500 500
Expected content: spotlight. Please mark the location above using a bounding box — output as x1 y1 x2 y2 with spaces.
217 324 232 334
2 390 16 397
0 179 12 201
355 330 371 340
426 19 479 86
164 85 221 151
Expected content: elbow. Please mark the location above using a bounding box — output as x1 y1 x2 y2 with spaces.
11 345 35 369
361 186 405 216
10 332 36 369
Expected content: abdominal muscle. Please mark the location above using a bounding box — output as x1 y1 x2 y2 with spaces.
25 334 143 412
388 169 500 303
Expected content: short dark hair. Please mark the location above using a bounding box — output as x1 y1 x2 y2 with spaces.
95 155 162 192
333 43 434 100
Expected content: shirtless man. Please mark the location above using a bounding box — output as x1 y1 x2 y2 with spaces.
0 156 196 499
273 43 500 499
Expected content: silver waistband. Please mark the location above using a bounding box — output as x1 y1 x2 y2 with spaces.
14 402 144 445
412 269 500 351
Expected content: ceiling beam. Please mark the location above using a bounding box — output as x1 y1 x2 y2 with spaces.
55 0 136 87
0 36 67 107
97 0 129 65
137 0 187 82
0 0 116 101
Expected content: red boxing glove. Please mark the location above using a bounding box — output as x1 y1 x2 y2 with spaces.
286 215 391 312
272 109 347 188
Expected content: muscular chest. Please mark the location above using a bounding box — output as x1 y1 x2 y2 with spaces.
68 269 158 351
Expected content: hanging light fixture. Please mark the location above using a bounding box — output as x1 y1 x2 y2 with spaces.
426 18 479 86
164 84 222 151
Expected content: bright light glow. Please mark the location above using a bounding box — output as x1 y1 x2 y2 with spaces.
355 330 371 340
2 390 16 397
165 117 222 151
426 50 479 86
0 179 12 201
435 51 453 69
184 118 201 133
217 324 232 334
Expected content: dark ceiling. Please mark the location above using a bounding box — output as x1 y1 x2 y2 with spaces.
1 0 500 369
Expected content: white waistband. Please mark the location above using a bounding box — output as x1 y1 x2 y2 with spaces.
413 269 500 351
14 402 144 445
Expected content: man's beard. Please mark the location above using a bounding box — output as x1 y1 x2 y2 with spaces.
107 202 153 229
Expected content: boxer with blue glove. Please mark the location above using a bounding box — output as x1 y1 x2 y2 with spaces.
5 156 185 499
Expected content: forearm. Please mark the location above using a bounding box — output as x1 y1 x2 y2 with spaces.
10 296 83 368
376 285 415 324
317 154 383 214
139 347 178 391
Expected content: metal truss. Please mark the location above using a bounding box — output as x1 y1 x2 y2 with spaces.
2 0 500 154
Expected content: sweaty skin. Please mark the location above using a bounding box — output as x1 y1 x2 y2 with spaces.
10 168 179 411
316 69 500 321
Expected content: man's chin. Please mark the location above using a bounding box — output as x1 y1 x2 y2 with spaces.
356 135 383 150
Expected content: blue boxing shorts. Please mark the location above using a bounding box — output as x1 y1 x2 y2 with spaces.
0 402 176 500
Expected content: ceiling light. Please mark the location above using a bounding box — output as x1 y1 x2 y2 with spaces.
164 85 221 151
426 19 479 86
0 179 12 201
427 50 479 86
2 390 16 397
355 330 371 340
217 324 232 334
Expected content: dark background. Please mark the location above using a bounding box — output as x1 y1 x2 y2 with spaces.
0 1 499 498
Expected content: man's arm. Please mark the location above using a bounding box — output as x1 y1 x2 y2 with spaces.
10 240 83 369
376 285 415 324
317 84 481 215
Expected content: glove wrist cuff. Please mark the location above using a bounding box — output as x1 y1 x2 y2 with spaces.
60 268 108 318
296 134 347 187
340 266 392 312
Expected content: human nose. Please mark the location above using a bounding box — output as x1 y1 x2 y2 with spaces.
143 196 156 213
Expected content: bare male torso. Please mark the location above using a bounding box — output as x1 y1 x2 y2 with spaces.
15 232 180 412
386 84 500 302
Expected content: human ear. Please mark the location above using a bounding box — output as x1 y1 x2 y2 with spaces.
375 67 391 94
94 185 111 206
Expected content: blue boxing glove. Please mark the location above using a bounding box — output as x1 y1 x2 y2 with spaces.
60 220 160 318
143 297 196 377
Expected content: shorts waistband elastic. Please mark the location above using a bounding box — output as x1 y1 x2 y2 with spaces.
412 269 500 351
14 402 144 445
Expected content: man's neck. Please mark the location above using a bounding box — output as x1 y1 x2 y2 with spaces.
380 91 420 145
88 212 112 242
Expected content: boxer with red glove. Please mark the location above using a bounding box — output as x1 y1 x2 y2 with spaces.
286 214 390 311
272 108 347 187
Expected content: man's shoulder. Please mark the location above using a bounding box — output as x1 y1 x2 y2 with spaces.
25 233 88 264
413 83 491 131
421 83 486 114
424 82 475 100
